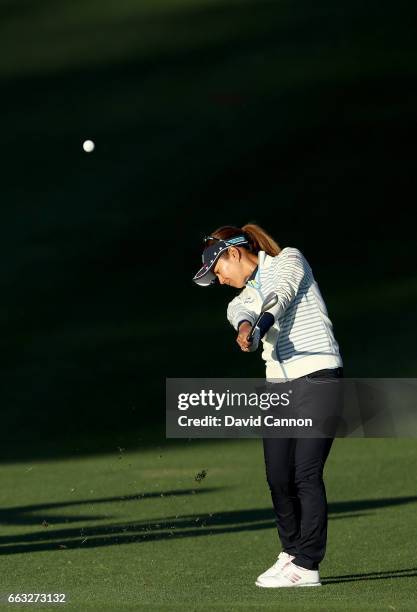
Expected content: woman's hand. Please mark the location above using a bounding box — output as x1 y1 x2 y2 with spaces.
237 321 259 352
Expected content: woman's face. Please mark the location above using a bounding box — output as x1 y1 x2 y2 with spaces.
212 248 247 288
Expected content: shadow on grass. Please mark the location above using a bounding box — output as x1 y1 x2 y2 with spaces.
0 487 220 526
322 567 417 585
1 493 416 556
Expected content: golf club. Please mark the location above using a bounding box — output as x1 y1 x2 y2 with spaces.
247 291 278 341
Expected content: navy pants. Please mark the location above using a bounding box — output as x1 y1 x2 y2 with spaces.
262 367 343 570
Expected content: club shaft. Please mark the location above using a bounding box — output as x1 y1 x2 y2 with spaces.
247 313 263 341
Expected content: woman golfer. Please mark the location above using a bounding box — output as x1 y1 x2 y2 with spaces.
192 223 343 588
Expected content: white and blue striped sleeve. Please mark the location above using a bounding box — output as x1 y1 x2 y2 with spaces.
266 248 308 320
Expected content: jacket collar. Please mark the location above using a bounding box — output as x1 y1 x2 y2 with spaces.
245 250 273 288
259 250 275 268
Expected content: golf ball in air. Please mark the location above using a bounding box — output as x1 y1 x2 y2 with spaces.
82 139 95 153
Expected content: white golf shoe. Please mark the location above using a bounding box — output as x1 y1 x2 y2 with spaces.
255 552 295 585
256 560 321 588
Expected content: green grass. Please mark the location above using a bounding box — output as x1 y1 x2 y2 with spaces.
1 437 417 610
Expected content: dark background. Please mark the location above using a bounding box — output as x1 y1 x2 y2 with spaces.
1 0 416 460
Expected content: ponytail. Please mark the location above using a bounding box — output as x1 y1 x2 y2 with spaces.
242 223 281 256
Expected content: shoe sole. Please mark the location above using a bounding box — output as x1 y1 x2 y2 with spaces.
255 580 322 588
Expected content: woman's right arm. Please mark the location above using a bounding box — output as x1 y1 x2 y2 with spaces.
227 294 258 352
227 293 257 331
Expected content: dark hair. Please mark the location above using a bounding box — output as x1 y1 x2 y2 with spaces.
206 223 281 256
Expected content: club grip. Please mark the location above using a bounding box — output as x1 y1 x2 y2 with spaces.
247 315 261 341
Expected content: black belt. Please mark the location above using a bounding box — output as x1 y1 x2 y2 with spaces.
307 367 344 378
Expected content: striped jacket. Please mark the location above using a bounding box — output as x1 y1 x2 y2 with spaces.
226 247 343 380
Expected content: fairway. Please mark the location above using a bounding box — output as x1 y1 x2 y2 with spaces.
1 437 416 610
2 0 417 609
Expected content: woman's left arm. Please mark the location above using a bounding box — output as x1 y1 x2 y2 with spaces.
264 248 309 321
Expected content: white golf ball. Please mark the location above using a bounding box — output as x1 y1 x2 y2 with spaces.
82 139 95 153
